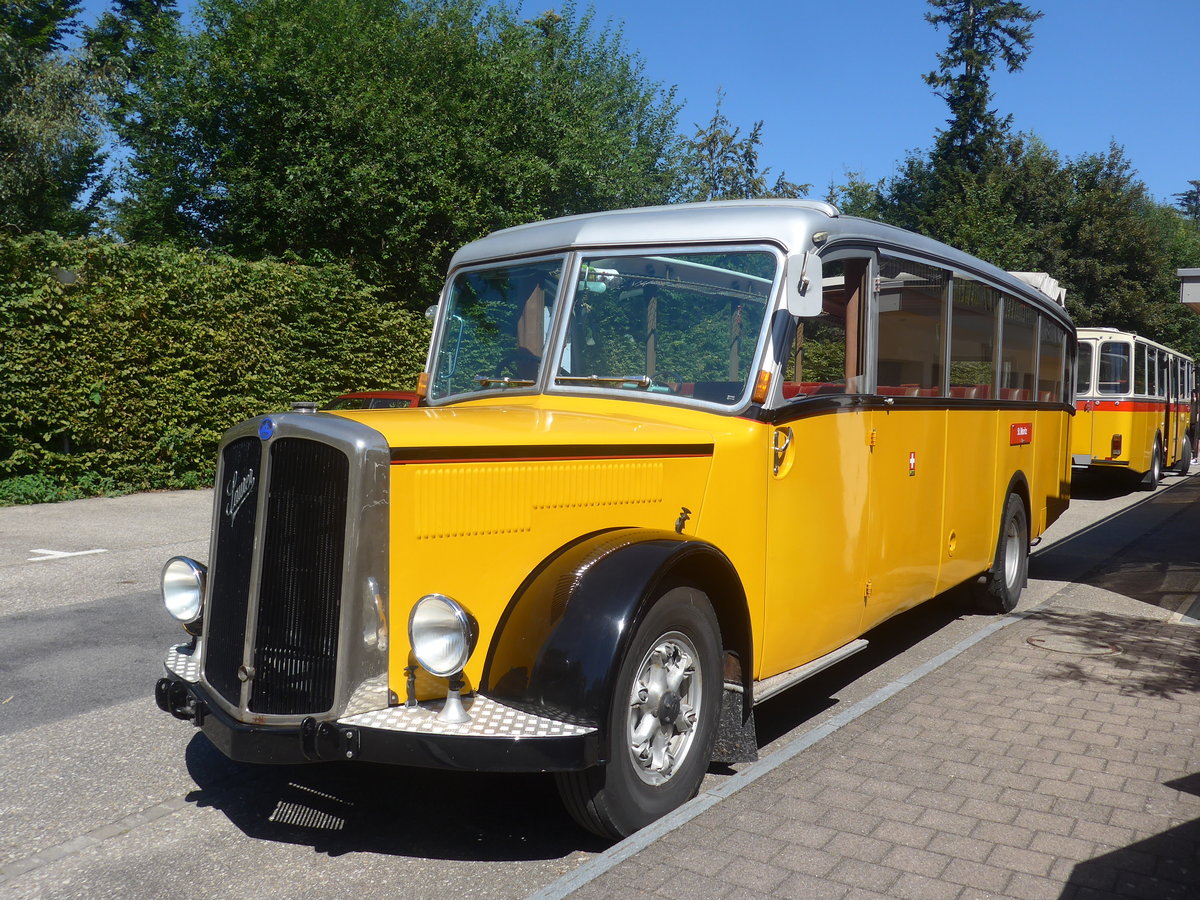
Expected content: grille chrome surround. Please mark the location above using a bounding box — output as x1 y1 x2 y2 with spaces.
199 413 390 724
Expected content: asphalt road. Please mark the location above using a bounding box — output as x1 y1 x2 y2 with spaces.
1 470 1195 899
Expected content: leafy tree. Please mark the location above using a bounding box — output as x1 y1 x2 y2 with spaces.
1175 180 1200 224
680 92 808 201
1 0 109 233
923 0 1042 174
825 171 888 220
96 0 685 307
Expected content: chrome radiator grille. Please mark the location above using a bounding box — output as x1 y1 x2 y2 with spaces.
203 429 355 717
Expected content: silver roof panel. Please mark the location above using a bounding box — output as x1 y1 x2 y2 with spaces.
448 200 1073 327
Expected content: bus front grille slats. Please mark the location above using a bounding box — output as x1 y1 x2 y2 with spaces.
249 439 348 715
203 435 349 717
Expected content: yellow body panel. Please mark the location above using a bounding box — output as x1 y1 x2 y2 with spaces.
761 411 869 675
342 396 770 696
1073 404 1160 473
340 393 1071 697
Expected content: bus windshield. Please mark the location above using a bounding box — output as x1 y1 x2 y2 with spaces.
556 250 777 405
428 257 563 401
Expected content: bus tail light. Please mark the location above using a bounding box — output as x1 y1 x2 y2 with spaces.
1111 434 1123 458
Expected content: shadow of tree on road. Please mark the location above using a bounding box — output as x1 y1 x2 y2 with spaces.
1020 608 1200 700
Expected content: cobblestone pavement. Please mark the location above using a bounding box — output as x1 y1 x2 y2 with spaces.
565 611 1199 899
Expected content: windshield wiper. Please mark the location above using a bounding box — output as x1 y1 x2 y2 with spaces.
556 375 652 388
473 375 536 388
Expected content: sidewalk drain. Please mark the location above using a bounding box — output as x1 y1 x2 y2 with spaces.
1027 634 1121 656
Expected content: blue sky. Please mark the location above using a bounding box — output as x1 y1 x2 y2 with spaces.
78 0 1198 206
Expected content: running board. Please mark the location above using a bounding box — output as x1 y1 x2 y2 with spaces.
752 639 870 706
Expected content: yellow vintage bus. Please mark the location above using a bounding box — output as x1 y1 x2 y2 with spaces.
155 201 1074 838
1072 327 1196 488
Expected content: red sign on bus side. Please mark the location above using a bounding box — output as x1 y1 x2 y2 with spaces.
1010 422 1033 446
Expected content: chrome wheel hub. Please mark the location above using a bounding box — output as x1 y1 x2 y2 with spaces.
626 631 701 785
1003 517 1022 589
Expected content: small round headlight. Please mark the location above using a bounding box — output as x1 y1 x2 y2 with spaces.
408 594 477 677
162 557 206 624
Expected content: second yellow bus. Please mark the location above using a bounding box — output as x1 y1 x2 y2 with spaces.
1073 327 1195 488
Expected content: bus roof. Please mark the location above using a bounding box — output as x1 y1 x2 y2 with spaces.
449 200 1073 329
1076 327 1194 358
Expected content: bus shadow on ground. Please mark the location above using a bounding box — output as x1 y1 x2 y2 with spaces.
183 733 607 860
751 585 976 747
1034 472 1200 616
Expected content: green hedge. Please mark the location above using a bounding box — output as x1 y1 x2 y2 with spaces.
0 233 431 502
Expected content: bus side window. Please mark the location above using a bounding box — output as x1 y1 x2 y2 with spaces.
1038 320 1067 402
782 257 867 398
1076 342 1093 395
949 275 998 399
877 256 948 395
999 298 1037 400
1098 341 1130 394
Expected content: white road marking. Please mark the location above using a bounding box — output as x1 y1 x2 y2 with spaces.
27 548 109 562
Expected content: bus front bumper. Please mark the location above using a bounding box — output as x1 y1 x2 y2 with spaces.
156 650 600 773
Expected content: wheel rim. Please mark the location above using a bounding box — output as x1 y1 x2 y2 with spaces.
1153 447 1162 481
625 631 702 786
1003 514 1023 590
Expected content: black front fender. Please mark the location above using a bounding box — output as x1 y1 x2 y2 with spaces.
481 529 746 752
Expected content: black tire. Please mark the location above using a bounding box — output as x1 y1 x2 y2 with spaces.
1175 437 1192 476
1138 441 1163 491
975 493 1028 614
555 587 722 839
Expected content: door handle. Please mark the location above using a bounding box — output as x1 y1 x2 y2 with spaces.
773 427 793 475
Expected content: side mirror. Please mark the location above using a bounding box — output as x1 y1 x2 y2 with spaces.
784 251 822 317
424 303 439 321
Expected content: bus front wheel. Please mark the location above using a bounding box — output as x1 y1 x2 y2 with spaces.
975 493 1028 614
555 587 722 840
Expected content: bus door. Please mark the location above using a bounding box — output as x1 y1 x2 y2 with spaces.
1073 341 1096 464
761 256 870 677
1164 353 1178 463
863 255 949 630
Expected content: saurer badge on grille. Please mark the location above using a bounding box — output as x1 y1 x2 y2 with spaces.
223 469 256 525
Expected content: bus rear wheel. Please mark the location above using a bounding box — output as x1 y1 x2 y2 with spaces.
1175 437 1192 476
1138 441 1163 491
975 493 1028 614
555 587 721 840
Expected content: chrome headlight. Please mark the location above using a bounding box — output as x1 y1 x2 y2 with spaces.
408 594 477 677
162 556 206 624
